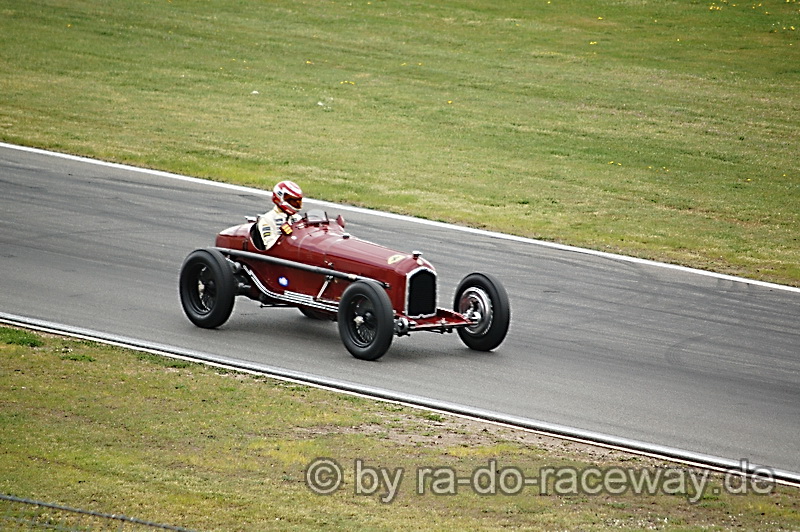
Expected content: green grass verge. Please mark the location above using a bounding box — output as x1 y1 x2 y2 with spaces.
1 0 798 285
2 327 799 530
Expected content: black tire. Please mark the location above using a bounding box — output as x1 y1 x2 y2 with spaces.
337 281 394 361
179 249 236 329
454 273 510 351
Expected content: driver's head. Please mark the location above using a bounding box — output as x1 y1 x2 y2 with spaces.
272 180 303 215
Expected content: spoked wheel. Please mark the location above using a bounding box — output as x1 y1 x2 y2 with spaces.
338 281 394 361
454 272 510 351
179 249 236 328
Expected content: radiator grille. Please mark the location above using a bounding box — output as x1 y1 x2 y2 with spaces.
407 268 436 318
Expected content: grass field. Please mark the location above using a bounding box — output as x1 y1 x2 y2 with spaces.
1 0 798 285
2 328 799 531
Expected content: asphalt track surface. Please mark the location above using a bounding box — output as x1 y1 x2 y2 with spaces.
1 144 798 479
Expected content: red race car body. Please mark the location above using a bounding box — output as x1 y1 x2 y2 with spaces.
179 210 510 360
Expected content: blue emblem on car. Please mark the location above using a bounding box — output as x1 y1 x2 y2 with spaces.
278 276 289 287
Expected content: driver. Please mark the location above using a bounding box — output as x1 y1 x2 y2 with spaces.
257 180 303 250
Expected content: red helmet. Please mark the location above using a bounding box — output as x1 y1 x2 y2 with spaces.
272 180 303 215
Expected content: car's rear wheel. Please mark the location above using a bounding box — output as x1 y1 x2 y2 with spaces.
338 281 394 360
179 249 236 328
454 272 510 351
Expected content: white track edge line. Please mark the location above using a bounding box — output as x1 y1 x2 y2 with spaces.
3 141 798 294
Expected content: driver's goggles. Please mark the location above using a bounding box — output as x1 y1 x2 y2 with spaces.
287 197 303 210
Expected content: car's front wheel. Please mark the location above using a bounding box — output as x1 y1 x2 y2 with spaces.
338 281 394 361
179 248 236 328
454 272 510 351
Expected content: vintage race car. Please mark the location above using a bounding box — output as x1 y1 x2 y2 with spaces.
179 210 510 360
